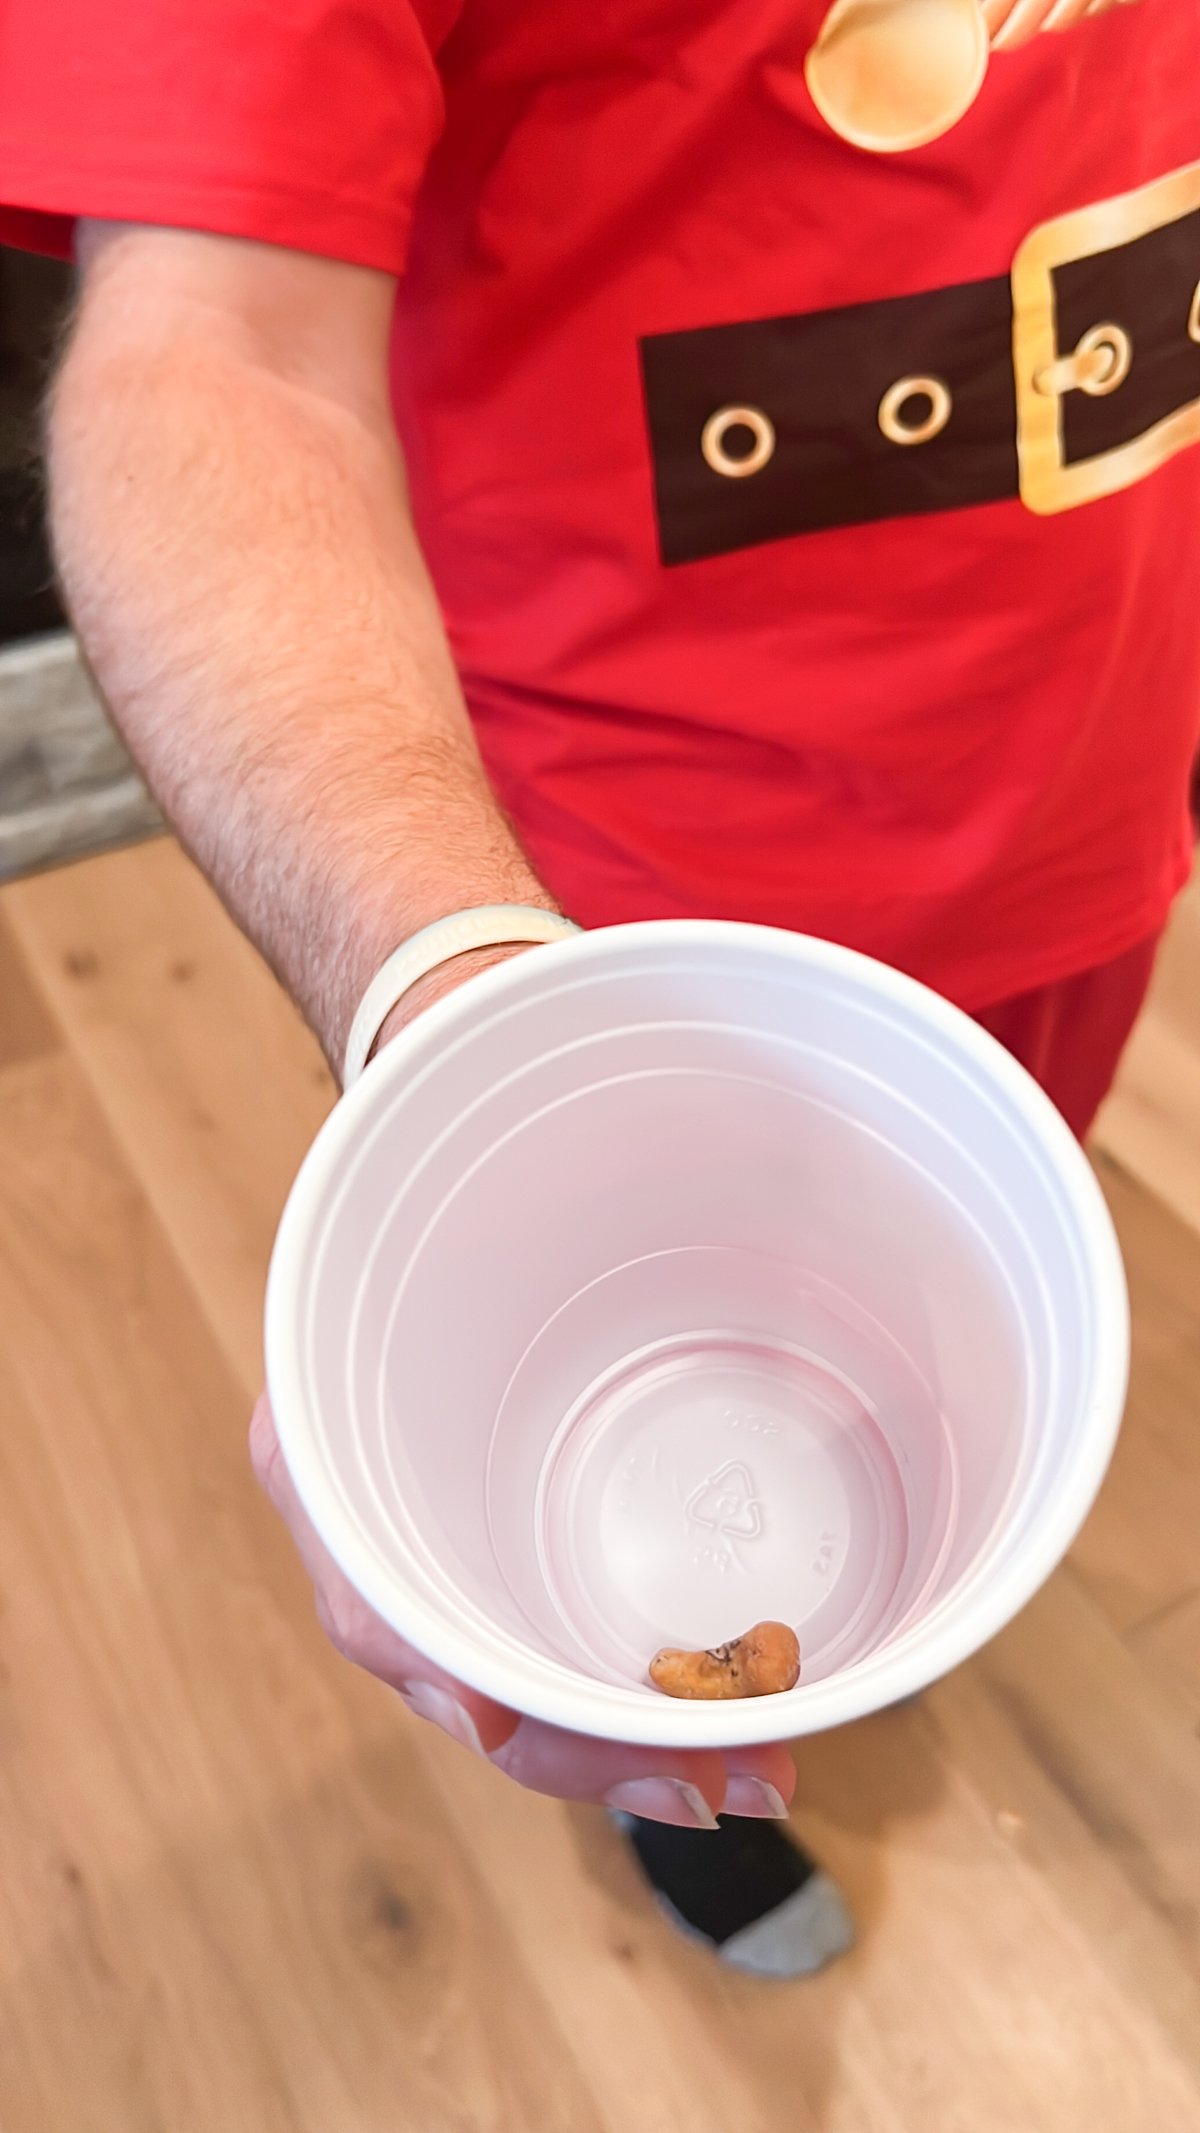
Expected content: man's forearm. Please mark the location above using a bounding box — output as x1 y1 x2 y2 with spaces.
48 227 553 1071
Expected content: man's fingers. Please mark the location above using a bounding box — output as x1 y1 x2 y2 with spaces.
490 1715 795 1821
250 1393 518 1753
252 1393 801 1822
723 1739 798 1819
250 1390 350 1593
491 1715 728 1823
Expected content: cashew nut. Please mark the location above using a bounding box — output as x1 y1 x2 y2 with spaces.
649 1620 801 1699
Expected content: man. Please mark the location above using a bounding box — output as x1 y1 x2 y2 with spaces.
1 0 1197 1978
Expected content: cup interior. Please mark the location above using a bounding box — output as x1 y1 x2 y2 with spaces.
267 924 1127 1742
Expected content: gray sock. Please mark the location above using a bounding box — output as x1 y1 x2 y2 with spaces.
615 1812 855 1979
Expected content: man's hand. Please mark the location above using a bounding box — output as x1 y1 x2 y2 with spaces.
251 1390 796 1824
252 950 796 1827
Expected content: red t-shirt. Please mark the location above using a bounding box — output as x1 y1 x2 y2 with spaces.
2 0 1197 1008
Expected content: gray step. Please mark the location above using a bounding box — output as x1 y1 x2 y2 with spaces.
0 631 160 881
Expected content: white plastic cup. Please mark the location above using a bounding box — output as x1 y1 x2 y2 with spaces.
266 921 1128 1747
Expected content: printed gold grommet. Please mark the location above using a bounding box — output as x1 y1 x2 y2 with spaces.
878 374 953 446
1187 279 1200 346
1033 321 1132 399
700 405 777 479
1074 322 1132 396
805 0 989 155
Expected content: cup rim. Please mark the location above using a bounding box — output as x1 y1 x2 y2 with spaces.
265 919 1129 1746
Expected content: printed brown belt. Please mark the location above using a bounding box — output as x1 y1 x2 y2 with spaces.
639 162 1200 564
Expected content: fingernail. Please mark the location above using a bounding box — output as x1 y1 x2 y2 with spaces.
399 1681 485 1758
722 1775 790 1821
604 1779 720 1829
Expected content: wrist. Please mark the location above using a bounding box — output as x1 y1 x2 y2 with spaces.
320 865 559 1071
373 938 537 1054
340 898 578 1084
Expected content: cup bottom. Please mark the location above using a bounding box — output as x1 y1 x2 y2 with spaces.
524 1333 911 1687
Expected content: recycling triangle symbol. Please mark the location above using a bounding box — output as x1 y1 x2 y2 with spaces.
684 1461 764 1541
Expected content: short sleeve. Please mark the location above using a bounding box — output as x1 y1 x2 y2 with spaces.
0 0 462 270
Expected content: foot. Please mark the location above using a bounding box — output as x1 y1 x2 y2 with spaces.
618 1812 855 1978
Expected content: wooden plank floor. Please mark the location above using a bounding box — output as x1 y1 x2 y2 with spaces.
1 839 1198 2133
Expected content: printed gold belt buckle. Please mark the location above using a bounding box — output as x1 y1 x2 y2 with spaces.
1012 161 1200 515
